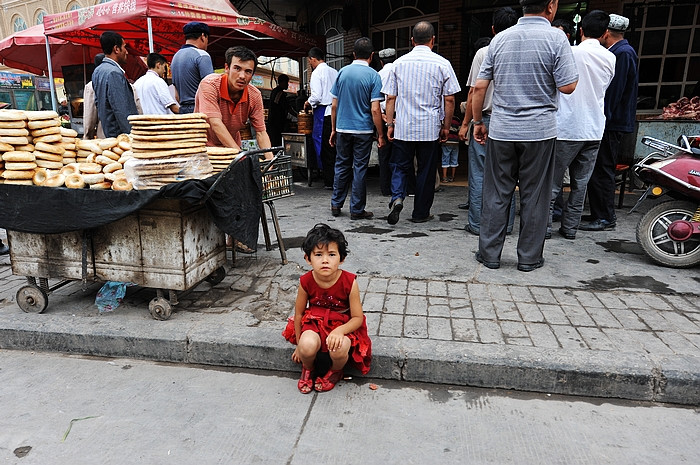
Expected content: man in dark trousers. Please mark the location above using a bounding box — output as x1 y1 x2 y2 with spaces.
92 31 138 138
580 14 639 232
267 74 293 147
472 0 578 272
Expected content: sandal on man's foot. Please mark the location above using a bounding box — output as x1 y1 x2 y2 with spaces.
314 369 343 392
298 367 313 394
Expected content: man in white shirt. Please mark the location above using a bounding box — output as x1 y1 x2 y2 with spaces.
304 47 338 188
549 10 616 240
134 53 180 115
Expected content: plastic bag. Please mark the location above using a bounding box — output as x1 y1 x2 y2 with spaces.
124 152 214 190
95 281 135 313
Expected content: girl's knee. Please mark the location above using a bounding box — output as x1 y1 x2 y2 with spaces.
297 331 321 355
329 336 351 360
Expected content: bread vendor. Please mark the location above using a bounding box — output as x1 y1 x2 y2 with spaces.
195 46 273 160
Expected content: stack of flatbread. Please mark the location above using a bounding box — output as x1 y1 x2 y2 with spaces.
126 113 214 189
0 110 34 185
206 146 243 171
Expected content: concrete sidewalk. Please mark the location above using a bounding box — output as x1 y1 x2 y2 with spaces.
1 175 699 405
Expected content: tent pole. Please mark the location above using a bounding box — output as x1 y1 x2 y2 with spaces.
147 17 154 52
44 34 57 112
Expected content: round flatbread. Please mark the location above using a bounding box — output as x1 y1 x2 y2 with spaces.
131 147 206 159
128 112 208 122
31 126 62 137
0 120 27 129
3 179 34 185
129 122 210 131
2 151 35 162
131 138 206 150
32 134 62 144
60 127 79 137
35 141 66 155
0 142 15 151
34 151 64 163
25 110 59 121
130 132 207 141
35 159 63 169
0 136 29 145
0 128 29 137
78 162 103 174
13 144 35 152
0 110 27 121
27 119 60 130
4 162 37 171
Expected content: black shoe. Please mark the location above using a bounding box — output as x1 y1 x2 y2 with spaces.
558 228 576 240
331 207 341 217
517 257 545 272
545 230 552 240
475 252 500 269
387 199 403 225
408 214 434 223
579 219 616 231
0 243 8 255
552 214 562 222
581 214 594 222
464 224 479 236
351 210 374 220
458 203 469 210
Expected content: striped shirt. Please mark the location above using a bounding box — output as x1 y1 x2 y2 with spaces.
382 45 461 141
478 16 578 141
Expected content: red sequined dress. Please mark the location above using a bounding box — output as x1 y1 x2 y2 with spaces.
282 270 372 374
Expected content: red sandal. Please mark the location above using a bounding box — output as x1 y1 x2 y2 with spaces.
314 369 344 392
298 367 313 394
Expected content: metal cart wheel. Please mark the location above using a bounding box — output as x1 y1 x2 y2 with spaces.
149 296 172 320
205 266 226 286
16 285 49 314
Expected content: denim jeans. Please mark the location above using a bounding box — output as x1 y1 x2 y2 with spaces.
548 140 601 234
331 132 373 214
390 139 439 220
468 115 515 233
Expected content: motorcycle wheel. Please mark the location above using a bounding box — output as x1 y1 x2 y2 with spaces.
636 200 700 268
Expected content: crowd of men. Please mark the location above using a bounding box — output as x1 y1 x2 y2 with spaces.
83 0 639 273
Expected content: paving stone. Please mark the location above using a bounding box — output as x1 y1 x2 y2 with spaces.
561 304 595 327
680 333 700 351
365 313 381 336
446 281 468 299
355 275 370 293
525 322 560 349
427 317 452 340
551 288 580 306
362 292 385 314
493 300 521 321
631 331 674 355
378 313 403 337
404 315 428 338
550 325 586 350
516 302 545 323
585 307 622 328
507 285 533 303
655 331 700 356
505 337 533 346
448 298 470 309
449 305 473 319
595 292 628 309
475 320 503 344
609 308 649 331
428 296 449 306
577 327 617 351
617 292 655 310
427 304 450 318
427 280 447 297
529 287 557 304
662 294 698 312
539 304 570 325
499 320 529 339
452 318 478 342
383 294 406 315
467 283 489 301
407 279 427 296
386 277 408 294
602 328 646 353
471 300 497 320
366 277 389 293
633 309 677 332
661 311 700 334
638 293 674 310
487 284 511 301
406 295 428 316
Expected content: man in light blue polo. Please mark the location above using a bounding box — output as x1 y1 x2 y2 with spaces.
171 22 214 114
472 0 578 272
329 37 385 220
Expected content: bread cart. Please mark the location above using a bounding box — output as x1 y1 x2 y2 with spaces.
0 153 265 320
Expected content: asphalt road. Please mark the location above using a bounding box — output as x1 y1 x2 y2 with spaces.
1 350 698 464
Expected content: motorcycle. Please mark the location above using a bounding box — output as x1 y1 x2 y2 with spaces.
631 134 700 268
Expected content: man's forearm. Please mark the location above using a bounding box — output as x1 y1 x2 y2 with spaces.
209 118 240 149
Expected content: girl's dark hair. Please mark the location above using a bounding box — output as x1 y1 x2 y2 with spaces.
301 223 349 260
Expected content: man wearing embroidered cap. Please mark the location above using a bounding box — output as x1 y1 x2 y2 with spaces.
171 21 214 114
580 13 639 232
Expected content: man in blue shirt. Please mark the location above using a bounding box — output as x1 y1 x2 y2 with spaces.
92 31 138 137
329 37 385 220
171 22 214 114
580 14 639 232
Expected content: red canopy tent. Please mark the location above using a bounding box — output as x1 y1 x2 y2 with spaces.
0 23 146 79
42 0 323 67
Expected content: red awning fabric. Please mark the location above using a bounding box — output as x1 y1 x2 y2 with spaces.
0 23 145 78
42 0 323 70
